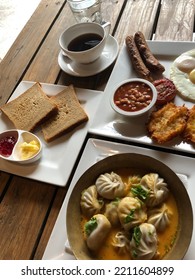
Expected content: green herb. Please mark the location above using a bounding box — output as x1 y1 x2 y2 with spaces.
112 197 120 206
132 226 142 247
85 217 97 236
132 249 138 259
125 209 135 223
131 185 149 200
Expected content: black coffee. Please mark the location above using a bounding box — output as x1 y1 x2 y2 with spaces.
68 33 103 52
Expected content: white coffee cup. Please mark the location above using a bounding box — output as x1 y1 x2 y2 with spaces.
59 22 111 64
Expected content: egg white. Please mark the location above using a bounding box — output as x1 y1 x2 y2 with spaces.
170 49 195 102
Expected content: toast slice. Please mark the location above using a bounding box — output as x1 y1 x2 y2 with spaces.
0 82 58 131
41 85 88 142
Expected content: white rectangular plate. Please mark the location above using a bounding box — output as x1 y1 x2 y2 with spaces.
0 81 103 186
89 41 195 155
43 138 195 260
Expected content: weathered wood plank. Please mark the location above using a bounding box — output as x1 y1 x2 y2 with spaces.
33 188 67 260
0 0 66 106
155 0 195 41
0 172 10 197
114 0 161 49
0 176 56 259
24 3 74 83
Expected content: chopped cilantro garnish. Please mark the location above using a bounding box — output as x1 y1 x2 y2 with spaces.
131 184 149 200
132 226 142 247
125 209 135 223
85 217 97 236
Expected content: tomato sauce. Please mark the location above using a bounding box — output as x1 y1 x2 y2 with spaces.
114 81 153 112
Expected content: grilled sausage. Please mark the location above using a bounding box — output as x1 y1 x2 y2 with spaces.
125 35 153 81
134 31 165 73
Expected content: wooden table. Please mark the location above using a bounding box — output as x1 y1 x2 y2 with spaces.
0 0 194 260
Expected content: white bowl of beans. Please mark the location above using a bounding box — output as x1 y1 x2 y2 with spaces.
110 78 157 117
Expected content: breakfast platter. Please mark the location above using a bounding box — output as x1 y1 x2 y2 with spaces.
42 138 195 260
89 41 195 155
0 81 103 186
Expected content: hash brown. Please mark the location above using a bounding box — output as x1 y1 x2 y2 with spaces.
147 103 189 143
184 105 195 143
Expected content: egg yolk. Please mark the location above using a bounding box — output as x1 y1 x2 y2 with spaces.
189 69 195 84
20 140 40 160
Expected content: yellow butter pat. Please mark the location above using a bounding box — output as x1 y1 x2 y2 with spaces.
20 140 40 159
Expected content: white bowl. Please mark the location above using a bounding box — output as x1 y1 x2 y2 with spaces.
0 129 42 164
110 78 157 117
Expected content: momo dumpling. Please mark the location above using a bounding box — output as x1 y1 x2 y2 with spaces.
140 173 169 207
96 172 126 199
147 203 172 232
80 185 103 218
104 199 120 226
112 231 130 255
118 197 147 231
84 214 111 251
130 223 158 260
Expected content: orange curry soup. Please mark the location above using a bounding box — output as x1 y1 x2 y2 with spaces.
80 168 179 260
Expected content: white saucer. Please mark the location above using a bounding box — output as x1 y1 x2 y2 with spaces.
58 35 119 77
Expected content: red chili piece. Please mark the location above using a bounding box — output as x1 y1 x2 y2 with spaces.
0 136 17 157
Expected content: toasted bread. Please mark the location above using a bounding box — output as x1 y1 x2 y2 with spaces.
0 82 58 131
41 85 88 142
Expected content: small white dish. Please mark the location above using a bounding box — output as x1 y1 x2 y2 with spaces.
0 129 42 164
58 35 119 77
110 78 157 117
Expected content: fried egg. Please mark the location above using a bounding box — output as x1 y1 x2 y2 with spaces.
170 49 195 102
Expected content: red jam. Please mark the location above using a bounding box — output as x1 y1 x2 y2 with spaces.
114 81 153 112
0 136 17 157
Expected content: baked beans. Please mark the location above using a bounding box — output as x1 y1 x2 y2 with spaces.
114 81 153 112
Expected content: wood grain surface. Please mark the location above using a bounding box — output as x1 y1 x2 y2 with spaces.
155 0 195 41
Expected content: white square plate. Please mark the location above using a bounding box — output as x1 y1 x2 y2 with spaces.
89 41 195 155
0 81 103 186
43 138 195 260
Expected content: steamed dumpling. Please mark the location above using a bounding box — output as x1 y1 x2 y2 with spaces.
80 185 103 218
85 214 111 251
112 231 130 255
130 223 158 260
96 172 126 199
140 173 169 207
147 203 172 232
104 199 120 226
118 197 147 231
